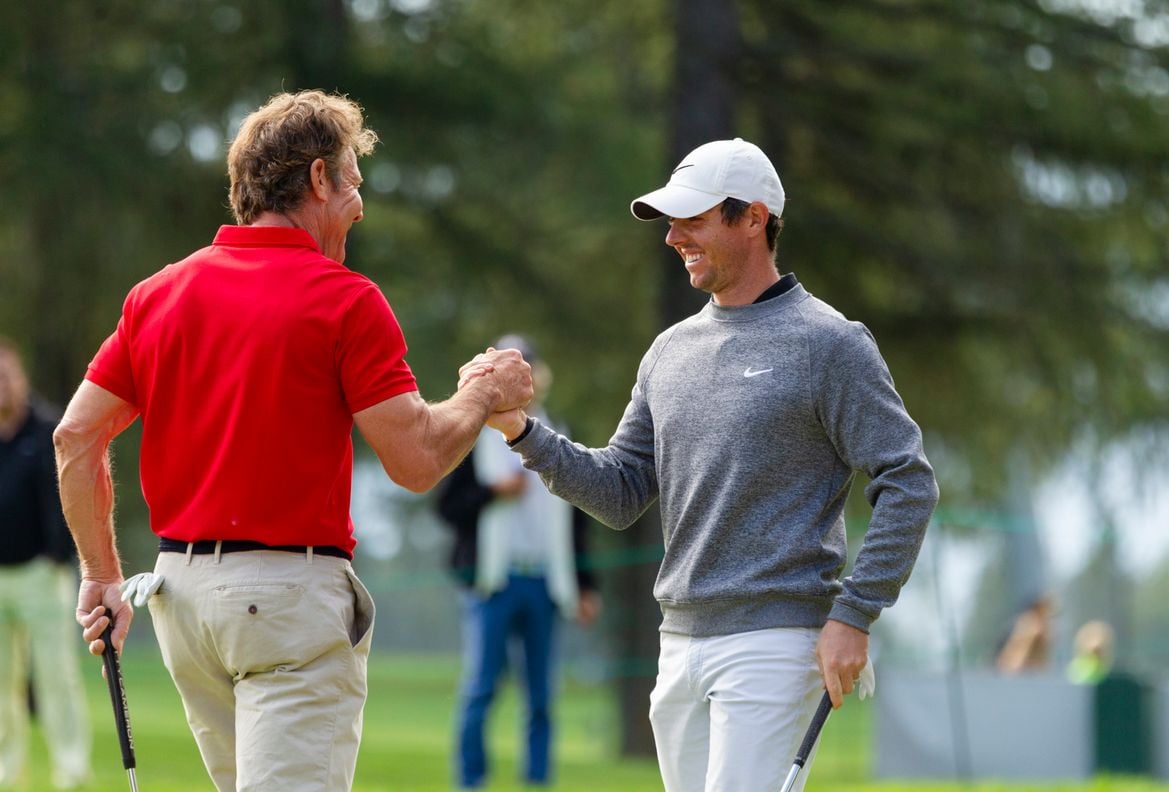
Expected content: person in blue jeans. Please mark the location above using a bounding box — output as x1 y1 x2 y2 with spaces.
437 335 600 789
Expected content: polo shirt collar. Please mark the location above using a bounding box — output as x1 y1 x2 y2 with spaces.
213 225 321 252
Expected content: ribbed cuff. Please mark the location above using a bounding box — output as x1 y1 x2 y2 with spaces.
506 416 535 447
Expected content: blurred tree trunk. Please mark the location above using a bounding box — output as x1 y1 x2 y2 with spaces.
615 0 743 760
658 0 742 323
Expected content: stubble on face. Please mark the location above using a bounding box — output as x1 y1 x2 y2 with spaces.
668 209 748 298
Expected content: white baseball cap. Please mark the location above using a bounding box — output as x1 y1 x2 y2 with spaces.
630 138 785 221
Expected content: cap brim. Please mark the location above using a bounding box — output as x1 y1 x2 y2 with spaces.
630 185 725 221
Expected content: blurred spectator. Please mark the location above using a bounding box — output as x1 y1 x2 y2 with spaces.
0 337 91 789
996 594 1055 674
437 334 599 790
1066 620 1115 685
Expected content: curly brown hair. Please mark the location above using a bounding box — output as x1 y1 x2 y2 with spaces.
227 91 379 225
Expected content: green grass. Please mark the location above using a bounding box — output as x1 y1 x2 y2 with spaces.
16 649 1167 791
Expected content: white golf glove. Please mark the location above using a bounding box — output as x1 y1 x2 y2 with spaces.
119 573 164 607
857 657 876 700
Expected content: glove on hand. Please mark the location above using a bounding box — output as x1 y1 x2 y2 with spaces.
119 573 164 607
857 657 876 700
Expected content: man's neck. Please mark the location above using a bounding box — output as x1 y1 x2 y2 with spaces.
250 210 330 258
712 266 780 307
249 212 298 229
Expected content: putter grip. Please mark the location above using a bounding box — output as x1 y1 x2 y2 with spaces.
100 622 136 770
795 691 833 766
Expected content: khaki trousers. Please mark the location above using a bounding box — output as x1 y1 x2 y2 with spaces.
0 558 91 790
148 548 375 792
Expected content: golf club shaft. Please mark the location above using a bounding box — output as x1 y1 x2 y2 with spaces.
779 691 833 792
100 620 137 773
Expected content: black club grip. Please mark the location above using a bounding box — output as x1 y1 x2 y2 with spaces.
795 691 833 767
100 621 137 771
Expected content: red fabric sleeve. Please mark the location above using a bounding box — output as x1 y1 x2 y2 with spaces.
337 284 418 413
85 299 139 406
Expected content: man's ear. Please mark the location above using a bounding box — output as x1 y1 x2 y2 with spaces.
747 201 769 236
308 158 329 201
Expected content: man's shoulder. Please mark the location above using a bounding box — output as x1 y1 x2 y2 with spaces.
651 310 708 348
794 293 872 341
130 238 377 301
794 292 852 327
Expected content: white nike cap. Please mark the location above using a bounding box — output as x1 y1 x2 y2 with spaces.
630 138 785 221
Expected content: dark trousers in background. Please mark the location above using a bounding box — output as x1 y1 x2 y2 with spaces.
456 574 558 788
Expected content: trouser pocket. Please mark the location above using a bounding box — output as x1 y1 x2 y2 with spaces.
345 567 376 650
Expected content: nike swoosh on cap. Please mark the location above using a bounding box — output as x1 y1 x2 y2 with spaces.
743 367 774 377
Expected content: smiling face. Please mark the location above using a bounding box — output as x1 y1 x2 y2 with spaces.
664 205 754 301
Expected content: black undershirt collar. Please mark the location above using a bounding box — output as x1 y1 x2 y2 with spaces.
753 272 799 304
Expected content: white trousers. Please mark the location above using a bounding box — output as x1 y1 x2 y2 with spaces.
649 627 824 792
148 549 375 792
0 558 91 789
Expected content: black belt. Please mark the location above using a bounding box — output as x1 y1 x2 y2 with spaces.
158 537 351 560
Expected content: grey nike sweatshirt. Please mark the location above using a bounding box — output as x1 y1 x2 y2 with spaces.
510 281 939 637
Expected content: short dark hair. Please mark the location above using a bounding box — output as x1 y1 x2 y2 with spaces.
720 198 783 259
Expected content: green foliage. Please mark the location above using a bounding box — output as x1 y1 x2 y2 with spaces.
340 0 672 446
5 0 1167 505
738 0 1169 496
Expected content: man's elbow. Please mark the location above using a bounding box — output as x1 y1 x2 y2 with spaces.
53 419 86 459
396 473 437 495
382 458 445 494
53 416 104 465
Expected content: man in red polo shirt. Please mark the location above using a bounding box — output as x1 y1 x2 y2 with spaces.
52 90 532 792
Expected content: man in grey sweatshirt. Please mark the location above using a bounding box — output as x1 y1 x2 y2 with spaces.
460 138 939 791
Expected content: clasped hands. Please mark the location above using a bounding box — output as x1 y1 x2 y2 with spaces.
458 346 533 439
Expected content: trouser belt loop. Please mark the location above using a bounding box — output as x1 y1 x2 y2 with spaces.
158 538 350 560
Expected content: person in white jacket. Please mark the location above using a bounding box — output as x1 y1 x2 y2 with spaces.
439 335 600 790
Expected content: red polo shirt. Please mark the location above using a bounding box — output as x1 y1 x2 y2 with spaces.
86 225 417 554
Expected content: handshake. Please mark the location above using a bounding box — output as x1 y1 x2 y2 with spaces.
457 346 534 440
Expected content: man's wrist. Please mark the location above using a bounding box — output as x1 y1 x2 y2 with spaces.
505 416 535 446
462 371 504 411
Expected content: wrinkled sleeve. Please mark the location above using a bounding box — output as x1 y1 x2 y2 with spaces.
814 322 939 632
511 364 659 531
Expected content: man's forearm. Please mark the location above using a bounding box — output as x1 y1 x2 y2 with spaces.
420 378 501 482
359 348 533 493
52 381 136 582
424 347 534 483
54 432 122 581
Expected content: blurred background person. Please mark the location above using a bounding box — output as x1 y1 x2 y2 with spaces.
0 337 90 790
995 594 1055 674
1066 620 1115 685
438 334 600 790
